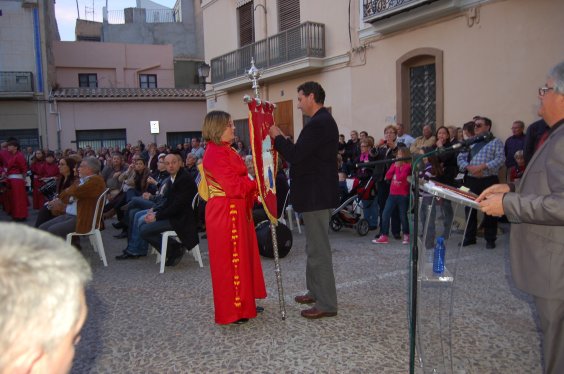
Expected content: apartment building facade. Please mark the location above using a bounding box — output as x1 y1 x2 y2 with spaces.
50 41 206 150
0 0 58 148
201 0 564 143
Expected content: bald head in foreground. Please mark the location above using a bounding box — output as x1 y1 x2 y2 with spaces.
0 223 92 374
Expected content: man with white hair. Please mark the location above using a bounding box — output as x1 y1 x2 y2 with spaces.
0 223 92 373
478 60 564 373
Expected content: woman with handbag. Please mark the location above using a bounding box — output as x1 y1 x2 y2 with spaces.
34 157 78 228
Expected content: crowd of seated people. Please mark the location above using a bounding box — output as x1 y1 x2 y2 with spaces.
2 115 528 260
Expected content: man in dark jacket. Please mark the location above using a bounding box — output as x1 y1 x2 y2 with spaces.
269 81 339 319
139 153 199 266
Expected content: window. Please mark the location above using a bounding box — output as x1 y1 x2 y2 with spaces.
139 74 157 88
238 1 254 47
166 131 202 149
396 48 443 137
0 129 39 149
234 119 250 147
78 74 98 88
409 63 436 136
75 129 126 150
278 0 300 32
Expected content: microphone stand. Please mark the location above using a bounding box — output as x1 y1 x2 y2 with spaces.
407 144 464 374
358 143 465 374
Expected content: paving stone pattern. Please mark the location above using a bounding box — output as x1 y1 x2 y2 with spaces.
1 207 542 373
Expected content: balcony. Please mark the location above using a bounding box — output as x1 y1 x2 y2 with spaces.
210 22 325 88
360 0 479 39
363 0 439 22
0 72 34 98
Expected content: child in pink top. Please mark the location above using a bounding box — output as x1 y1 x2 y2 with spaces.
373 146 412 244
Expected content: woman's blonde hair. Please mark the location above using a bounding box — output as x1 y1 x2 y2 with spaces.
202 110 231 144
384 125 398 135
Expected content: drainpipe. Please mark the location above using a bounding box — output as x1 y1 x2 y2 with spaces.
49 93 62 151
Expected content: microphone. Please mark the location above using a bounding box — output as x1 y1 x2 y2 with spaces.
450 132 494 150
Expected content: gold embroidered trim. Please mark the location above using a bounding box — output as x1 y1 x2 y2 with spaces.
229 203 242 308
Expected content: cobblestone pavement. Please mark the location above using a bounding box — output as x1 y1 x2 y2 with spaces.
1 205 542 373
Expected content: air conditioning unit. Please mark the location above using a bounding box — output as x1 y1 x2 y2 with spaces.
22 0 38 8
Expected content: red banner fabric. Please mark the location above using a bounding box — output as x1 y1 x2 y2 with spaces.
248 99 278 223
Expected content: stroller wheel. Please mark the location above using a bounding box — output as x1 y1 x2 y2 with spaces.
330 216 343 232
356 219 370 236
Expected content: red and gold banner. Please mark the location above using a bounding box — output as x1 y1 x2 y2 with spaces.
247 99 278 223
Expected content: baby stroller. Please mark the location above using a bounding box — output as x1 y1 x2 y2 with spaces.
329 176 372 236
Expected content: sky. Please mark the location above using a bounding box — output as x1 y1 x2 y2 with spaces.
54 0 177 41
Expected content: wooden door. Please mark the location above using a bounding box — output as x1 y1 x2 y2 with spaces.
274 100 294 140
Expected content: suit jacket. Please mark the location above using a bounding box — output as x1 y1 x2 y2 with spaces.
274 107 339 213
154 167 199 250
503 119 564 300
59 174 106 234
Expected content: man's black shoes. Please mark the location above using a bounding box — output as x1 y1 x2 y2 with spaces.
165 242 185 267
486 241 496 249
462 238 477 247
115 252 142 260
113 230 128 239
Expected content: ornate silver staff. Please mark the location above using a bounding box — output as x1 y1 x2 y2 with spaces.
243 58 287 320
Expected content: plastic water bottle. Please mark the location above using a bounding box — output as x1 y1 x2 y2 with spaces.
433 236 446 274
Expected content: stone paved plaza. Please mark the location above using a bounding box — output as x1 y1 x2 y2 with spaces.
1 206 543 373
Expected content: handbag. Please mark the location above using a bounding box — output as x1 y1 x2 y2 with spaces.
39 178 58 201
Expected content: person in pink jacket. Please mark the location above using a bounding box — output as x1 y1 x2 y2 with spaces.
373 146 412 244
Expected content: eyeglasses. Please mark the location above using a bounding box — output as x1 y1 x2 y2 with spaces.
475 124 484 129
539 86 554 96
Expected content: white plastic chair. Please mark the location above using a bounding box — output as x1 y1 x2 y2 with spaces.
66 188 110 266
150 194 204 273
153 231 203 273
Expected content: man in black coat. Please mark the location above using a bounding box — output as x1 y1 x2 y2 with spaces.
140 153 199 266
269 81 339 319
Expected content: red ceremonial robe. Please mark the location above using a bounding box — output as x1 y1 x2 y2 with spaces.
31 161 60 209
203 141 267 324
5 151 28 219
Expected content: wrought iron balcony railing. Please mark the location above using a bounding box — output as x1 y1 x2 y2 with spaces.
0 72 33 93
363 0 437 22
210 22 325 84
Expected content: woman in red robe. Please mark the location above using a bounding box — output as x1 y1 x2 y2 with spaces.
31 151 60 210
30 149 46 209
4 140 28 220
202 110 267 325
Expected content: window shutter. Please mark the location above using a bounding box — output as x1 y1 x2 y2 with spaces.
238 1 254 47
278 0 300 31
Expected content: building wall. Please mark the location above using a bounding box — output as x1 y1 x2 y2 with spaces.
102 0 204 60
0 1 36 75
49 100 206 149
203 0 564 142
0 0 58 148
53 42 175 88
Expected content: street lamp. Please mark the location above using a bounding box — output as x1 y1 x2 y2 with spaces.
197 62 211 88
